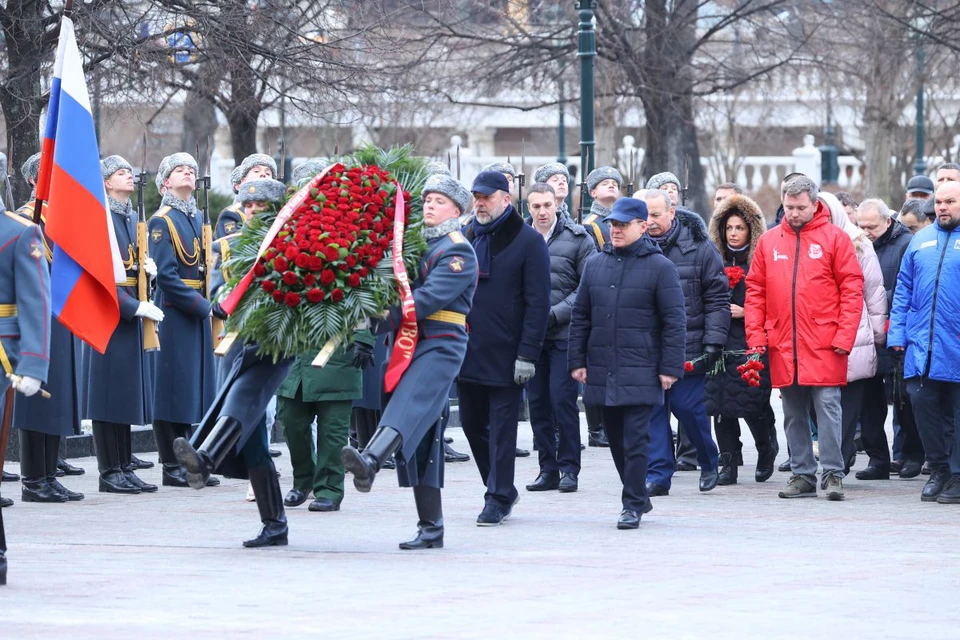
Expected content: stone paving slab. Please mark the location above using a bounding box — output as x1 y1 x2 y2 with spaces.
1 401 958 639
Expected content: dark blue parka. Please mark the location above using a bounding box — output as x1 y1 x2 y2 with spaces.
14 202 81 437
568 236 686 407
84 200 152 425
148 202 215 424
871 220 912 375
460 208 551 386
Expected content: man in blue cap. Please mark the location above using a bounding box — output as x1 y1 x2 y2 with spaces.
459 170 551 526
568 197 686 529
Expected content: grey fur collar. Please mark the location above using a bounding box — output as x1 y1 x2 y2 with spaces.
423 217 462 240
161 192 197 216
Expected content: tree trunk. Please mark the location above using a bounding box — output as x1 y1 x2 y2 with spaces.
225 65 262 164
182 87 218 162
0 0 49 205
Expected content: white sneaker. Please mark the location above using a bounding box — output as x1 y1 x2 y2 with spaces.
245 482 256 502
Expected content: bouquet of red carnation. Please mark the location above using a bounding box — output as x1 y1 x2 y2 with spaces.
737 351 766 387
724 265 745 289
221 146 429 360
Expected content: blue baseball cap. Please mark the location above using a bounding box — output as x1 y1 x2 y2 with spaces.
605 197 648 223
471 170 510 196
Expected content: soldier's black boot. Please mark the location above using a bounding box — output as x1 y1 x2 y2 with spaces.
0 493 11 508
154 421 188 487
118 425 157 493
92 422 140 495
717 452 738 486
20 430 66 503
341 426 402 493
243 463 288 548
399 485 443 550
45 435 83 501
173 416 243 490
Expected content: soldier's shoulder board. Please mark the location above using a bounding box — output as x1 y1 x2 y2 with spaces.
5 210 34 227
583 213 598 224
152 206 172 219
447 230 467 244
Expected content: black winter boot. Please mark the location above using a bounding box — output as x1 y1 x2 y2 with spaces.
45 435 83 501
342 426 402 493
243 463 288 548
174 416 243 490
92 422 140 494
118 425 157 492
399 485 444 550
717 453 738 485
756 445 777 483
20 430 66 503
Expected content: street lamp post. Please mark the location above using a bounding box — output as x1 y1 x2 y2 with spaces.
913 45 927 176
576 0 596 219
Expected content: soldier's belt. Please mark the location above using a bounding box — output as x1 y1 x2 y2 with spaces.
181 279 204 290
122 277 137 287
0 304 16 318
0 339 12 375
426 310 466 326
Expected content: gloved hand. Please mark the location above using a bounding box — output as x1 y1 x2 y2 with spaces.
354 318 372 331
15 376 41 397
514 358 536 385
350 341 375 369
144 257 157 278
135 301 164 322
211 302 228 320
704 344 722 368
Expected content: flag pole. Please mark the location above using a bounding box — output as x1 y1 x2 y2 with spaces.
33 0 75 225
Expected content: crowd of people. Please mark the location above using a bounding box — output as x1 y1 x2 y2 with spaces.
2 148 959 562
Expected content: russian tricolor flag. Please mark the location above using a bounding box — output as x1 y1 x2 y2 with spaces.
37 16 125 354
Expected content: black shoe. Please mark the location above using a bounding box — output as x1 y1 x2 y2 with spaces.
778 459 792 473
922 462 932 475
890 459 903 474
921 465 952 502
844 453 857 475
0 495 12 508
161 464 190 487
283 488 310 507
699 469 719 492
476 503 505 527
400 485 444 549
717 453 737 486
308 497 340 512
676 461 697 472
57 458 85 476
269 449 282 458
900 459 922 479
559 472 579 493
341 426 402 493
588 430 610 448
2 470 20 482
504 494 520 520
174 416 243 490
646 482 669 497
48 478 84 501
399 525 444 549
617 509 640 529
21 479 68 503
936 475 960 504
122 469 158 493
381 456 396 470
130 455 154 470
243 464 288 548
855 464 890 481
756 446 776 483
444 442 470 463
525 471 560 492
98 470 141 494
205 476 221 487
515 448 530 458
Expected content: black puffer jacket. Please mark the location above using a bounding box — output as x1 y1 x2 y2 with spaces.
872 219 912 374
656 209 731 367
568 236 686 407
704 195 772 417
528 213 597 341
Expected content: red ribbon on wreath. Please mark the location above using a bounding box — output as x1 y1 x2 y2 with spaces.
383 187 417 392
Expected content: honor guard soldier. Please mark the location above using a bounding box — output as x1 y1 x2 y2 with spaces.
171 178 294 547
483 161 517 195
14 153 85 502
215 153 277 239
83 156 163 495
534 162 572 218
148 153 217 487
580 166 624 449
0 197 52 582
291 160 325 188
341 174 479 550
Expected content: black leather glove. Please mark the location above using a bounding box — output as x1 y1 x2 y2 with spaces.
351 341 375 369
211 302 228 320
704 344 722 367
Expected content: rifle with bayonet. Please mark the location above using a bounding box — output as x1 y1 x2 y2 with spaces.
517 140 526 216
137 138 160 351
681 156 690 207
576 148 588 224
197 142 216 343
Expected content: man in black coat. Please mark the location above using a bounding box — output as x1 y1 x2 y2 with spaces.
643 190 730 495
856 199 922 479
569 197 686 529
524 183 596 494
460 171 551 526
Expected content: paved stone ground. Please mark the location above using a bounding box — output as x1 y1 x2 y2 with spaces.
2 399 959 639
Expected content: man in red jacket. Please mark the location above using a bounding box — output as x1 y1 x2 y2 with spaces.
745 176 864 501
